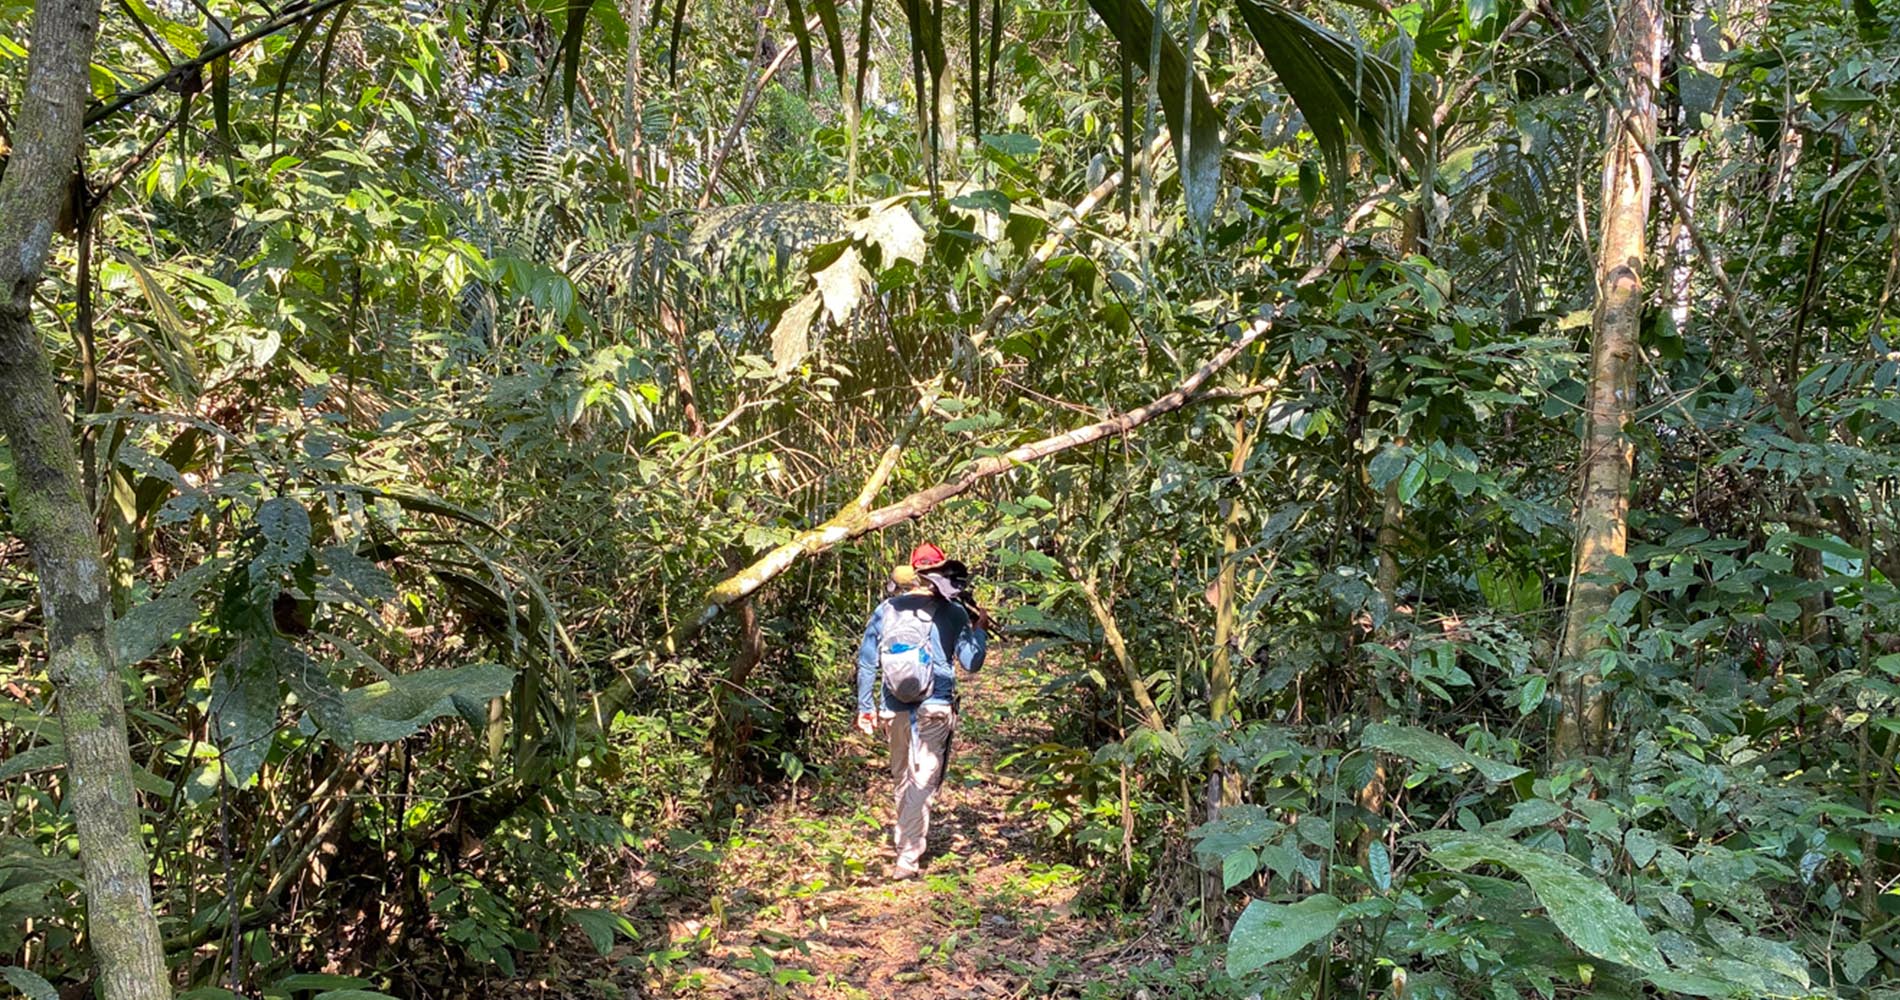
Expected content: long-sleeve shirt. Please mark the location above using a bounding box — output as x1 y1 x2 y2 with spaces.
856 593 988 713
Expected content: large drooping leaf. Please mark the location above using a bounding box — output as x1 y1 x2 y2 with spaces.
813 247 869 324
1227 892 1344 976
769 291 824 373
1417 832 1662 970
1084 0 1224 226
1361 722 1526 782
1 966 58 1000
211 639 283 786
342 663 516 743
809 0 848 85
846 202 928 266
251 496 312 587
1234 0 1433 187
566 906 639 956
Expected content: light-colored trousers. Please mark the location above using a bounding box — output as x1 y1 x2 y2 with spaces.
881 704 955 870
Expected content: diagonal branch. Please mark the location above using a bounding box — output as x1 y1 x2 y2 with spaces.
589 310 1278 725
1067 557 1168 733
86 0 352 127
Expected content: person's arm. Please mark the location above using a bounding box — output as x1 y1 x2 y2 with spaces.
855 604 884 726
956 609 989 673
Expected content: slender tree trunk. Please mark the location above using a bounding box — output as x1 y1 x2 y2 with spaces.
1357 474 1401 859
1202 412 1250 918
1555 0 1659 758
619 0 646 192
0 1 172 997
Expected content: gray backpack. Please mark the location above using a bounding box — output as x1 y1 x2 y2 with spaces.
879 600 938 704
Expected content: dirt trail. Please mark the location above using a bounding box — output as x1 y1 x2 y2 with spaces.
629 660 1130 998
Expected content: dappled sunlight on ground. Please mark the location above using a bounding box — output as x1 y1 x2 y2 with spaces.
614 661 1137 998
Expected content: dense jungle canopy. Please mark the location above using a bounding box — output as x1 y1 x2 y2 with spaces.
1 0 1898 993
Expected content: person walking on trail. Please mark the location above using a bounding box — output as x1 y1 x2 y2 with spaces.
855 542 990 881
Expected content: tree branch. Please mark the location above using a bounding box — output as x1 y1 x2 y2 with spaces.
1067 558 1168 733
85 0 352 127
589 310 1279 726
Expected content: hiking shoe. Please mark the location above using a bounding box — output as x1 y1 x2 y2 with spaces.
891 864 920 881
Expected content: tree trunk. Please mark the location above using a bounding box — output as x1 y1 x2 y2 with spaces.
1554 0 1659 758
0 2 171 998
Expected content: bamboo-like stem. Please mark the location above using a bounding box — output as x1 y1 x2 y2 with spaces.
1067 560 1168 733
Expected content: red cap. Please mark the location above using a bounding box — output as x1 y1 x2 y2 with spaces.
910 543 947 570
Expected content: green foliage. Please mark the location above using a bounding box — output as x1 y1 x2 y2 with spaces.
1 0 1898 992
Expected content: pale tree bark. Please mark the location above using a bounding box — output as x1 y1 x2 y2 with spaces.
1554 0 1660 758
0 1 171 997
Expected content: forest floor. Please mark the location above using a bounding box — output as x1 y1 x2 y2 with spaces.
596 658 1171 999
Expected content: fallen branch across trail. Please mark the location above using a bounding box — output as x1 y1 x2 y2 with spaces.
588 309 1278 727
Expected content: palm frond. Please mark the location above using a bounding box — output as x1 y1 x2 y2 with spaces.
1235 0 1433 186
1086 0 1223 226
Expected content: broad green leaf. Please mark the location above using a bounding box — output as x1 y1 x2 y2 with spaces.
0 744 63 783
1624 827 1661 868
1190 804 1285 857
1366 444 1410 490
1810 85 1876 112
342 663 515 743
284 645 353 745
981 133 1042 160
252 496 313 585
1367 840 1391 891
1396 456 1429 503
1361 722 1526 783
566 906 638 956
1417 832 1661 971
769 291 824 374
1843 940 1878 983
4 964 57 999
211 639 282 786
1227 893 1343 975
1222 848 1259 890
320 546 397 608
1484 798 1565 835
313 991 402 1000
1518 675 1547 716
116 595 199 665
1783 534 1863 560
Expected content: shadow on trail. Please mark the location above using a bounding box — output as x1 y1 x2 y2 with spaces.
615 660 1132 999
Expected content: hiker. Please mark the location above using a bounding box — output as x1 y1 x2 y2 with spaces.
855 542 990 880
